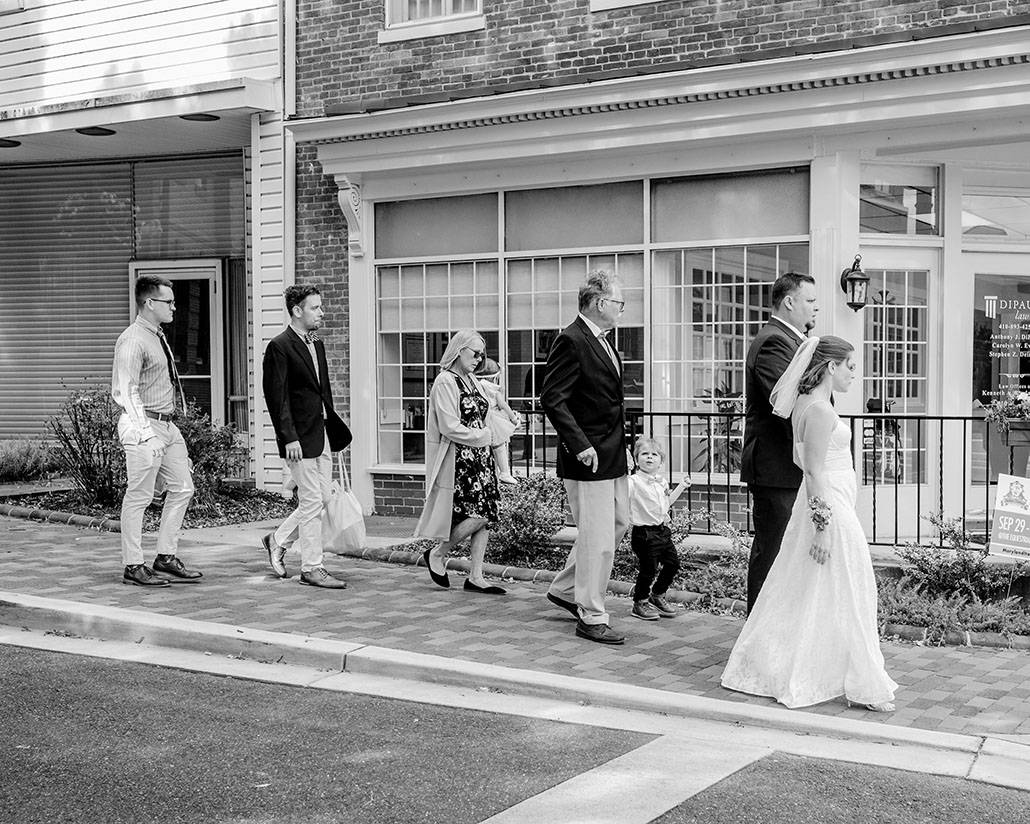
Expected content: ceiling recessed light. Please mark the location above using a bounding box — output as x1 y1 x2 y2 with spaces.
179 113 220 122
0 138 21 148
75 126 116 136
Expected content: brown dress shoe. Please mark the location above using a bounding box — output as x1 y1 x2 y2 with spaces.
575 620 625 645
153 555 202 582
262 532 288 578
122 564 170 587
299 567 347 589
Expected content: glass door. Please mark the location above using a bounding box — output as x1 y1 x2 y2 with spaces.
853 246 939 543
129 260 225 425
967 252 1030 495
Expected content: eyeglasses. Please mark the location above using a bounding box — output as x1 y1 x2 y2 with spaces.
463 347 485 359
149 298 176 308
603 297 625 312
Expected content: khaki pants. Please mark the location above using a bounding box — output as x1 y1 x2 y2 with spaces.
274 434 333 572
120 419 195 567
548 475 629 626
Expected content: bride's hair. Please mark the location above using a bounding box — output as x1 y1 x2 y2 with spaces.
797 335 854 395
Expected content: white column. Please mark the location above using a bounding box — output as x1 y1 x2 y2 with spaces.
809 150 862 413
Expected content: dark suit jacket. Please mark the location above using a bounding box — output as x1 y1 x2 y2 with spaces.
540 317 628 481
262 328 352 459
740 318 803 489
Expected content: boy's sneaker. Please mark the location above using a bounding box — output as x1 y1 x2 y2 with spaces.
649 594 681 618
632 599 661 621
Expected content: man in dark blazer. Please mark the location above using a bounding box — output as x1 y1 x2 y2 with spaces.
741 272 818 613
541 270 630 645
261 284 352 589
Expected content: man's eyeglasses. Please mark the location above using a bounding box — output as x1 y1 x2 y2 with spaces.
149 298 176 308
462 347 485 359
603 297 625 312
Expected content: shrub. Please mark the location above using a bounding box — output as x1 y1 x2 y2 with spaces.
48 389 125 507
173 403 239 509
48 388 239 510
896 512 1029 601
0 439 61 483
489 473 568 567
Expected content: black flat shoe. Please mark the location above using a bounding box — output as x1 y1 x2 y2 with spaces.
464 579 506 595
423 548 449 588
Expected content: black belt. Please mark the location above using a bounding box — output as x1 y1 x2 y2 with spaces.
145 410 178 422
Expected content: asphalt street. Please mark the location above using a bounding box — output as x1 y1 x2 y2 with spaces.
0 645 650 824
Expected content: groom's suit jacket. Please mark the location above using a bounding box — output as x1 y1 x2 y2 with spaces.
740 318 803 489
262 328 352 459
540 316 628 482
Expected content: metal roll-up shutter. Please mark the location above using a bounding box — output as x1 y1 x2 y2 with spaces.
0 164 133 438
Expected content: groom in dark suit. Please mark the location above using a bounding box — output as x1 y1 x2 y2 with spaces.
261 284 352 589
541 270 630 645
741 272 818 614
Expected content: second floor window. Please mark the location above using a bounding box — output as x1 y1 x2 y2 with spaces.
387 0 480 26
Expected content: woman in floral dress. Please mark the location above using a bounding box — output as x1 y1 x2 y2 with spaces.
415 330 505 595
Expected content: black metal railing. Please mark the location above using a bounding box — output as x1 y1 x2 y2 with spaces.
513 409 1024 548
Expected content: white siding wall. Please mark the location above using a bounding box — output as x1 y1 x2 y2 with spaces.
0 0 281 109
251 110 288 488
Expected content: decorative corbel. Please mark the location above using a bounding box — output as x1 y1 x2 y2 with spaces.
335 174 364 258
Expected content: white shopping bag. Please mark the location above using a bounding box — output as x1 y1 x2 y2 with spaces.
321 453 365 553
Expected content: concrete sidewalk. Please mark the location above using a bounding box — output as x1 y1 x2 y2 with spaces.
1 513 1029 744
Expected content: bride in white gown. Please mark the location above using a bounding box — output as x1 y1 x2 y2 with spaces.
721 335 898 711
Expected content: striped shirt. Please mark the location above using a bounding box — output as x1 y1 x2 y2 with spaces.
111 316 179 443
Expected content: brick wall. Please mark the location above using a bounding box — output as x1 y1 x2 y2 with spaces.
373 473 426 516
295 0 1030 116
294 145 350 421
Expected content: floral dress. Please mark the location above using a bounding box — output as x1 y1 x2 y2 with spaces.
450 372 499 527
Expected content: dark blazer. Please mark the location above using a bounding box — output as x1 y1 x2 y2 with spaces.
740 318 803 489
540 317 628 482
262 328 352 459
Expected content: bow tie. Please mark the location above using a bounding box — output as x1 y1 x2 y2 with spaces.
304 332 320 345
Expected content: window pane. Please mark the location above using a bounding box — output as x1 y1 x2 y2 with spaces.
860 164 938 235
375 194 497 258
962 194 1030 241
651 168 809 242
505 182 644 251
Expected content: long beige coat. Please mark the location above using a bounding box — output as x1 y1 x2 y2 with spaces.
414 370 493 540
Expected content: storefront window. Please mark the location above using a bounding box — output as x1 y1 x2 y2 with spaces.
962 194 1030 241
652 243 808 475
860 164 938 235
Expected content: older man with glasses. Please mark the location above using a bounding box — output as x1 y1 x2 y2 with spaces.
111 275 201 587
541 269 631 644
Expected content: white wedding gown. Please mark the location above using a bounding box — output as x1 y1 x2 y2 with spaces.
721 401 898 709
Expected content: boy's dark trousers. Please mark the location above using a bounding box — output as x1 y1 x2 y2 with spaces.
630 523 680 600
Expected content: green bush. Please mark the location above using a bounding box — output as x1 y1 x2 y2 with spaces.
488 473 568 567
47 388 239 510
0 439 62 483
896 512 1029 601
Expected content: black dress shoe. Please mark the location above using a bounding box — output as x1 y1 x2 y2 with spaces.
546 592 579 618
463 579 506 595
122 564 170 587
423 548 449 589
575 620 625 645
152 555 202 582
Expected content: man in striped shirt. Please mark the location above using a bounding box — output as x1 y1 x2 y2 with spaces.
111 275 202 587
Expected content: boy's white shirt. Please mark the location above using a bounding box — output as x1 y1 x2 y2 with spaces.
628 471 671 526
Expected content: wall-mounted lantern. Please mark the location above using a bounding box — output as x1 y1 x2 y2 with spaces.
840 254 870 311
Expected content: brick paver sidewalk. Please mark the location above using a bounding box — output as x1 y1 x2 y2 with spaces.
2 514 1029 739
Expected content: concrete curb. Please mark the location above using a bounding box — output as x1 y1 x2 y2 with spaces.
0 590 988 755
